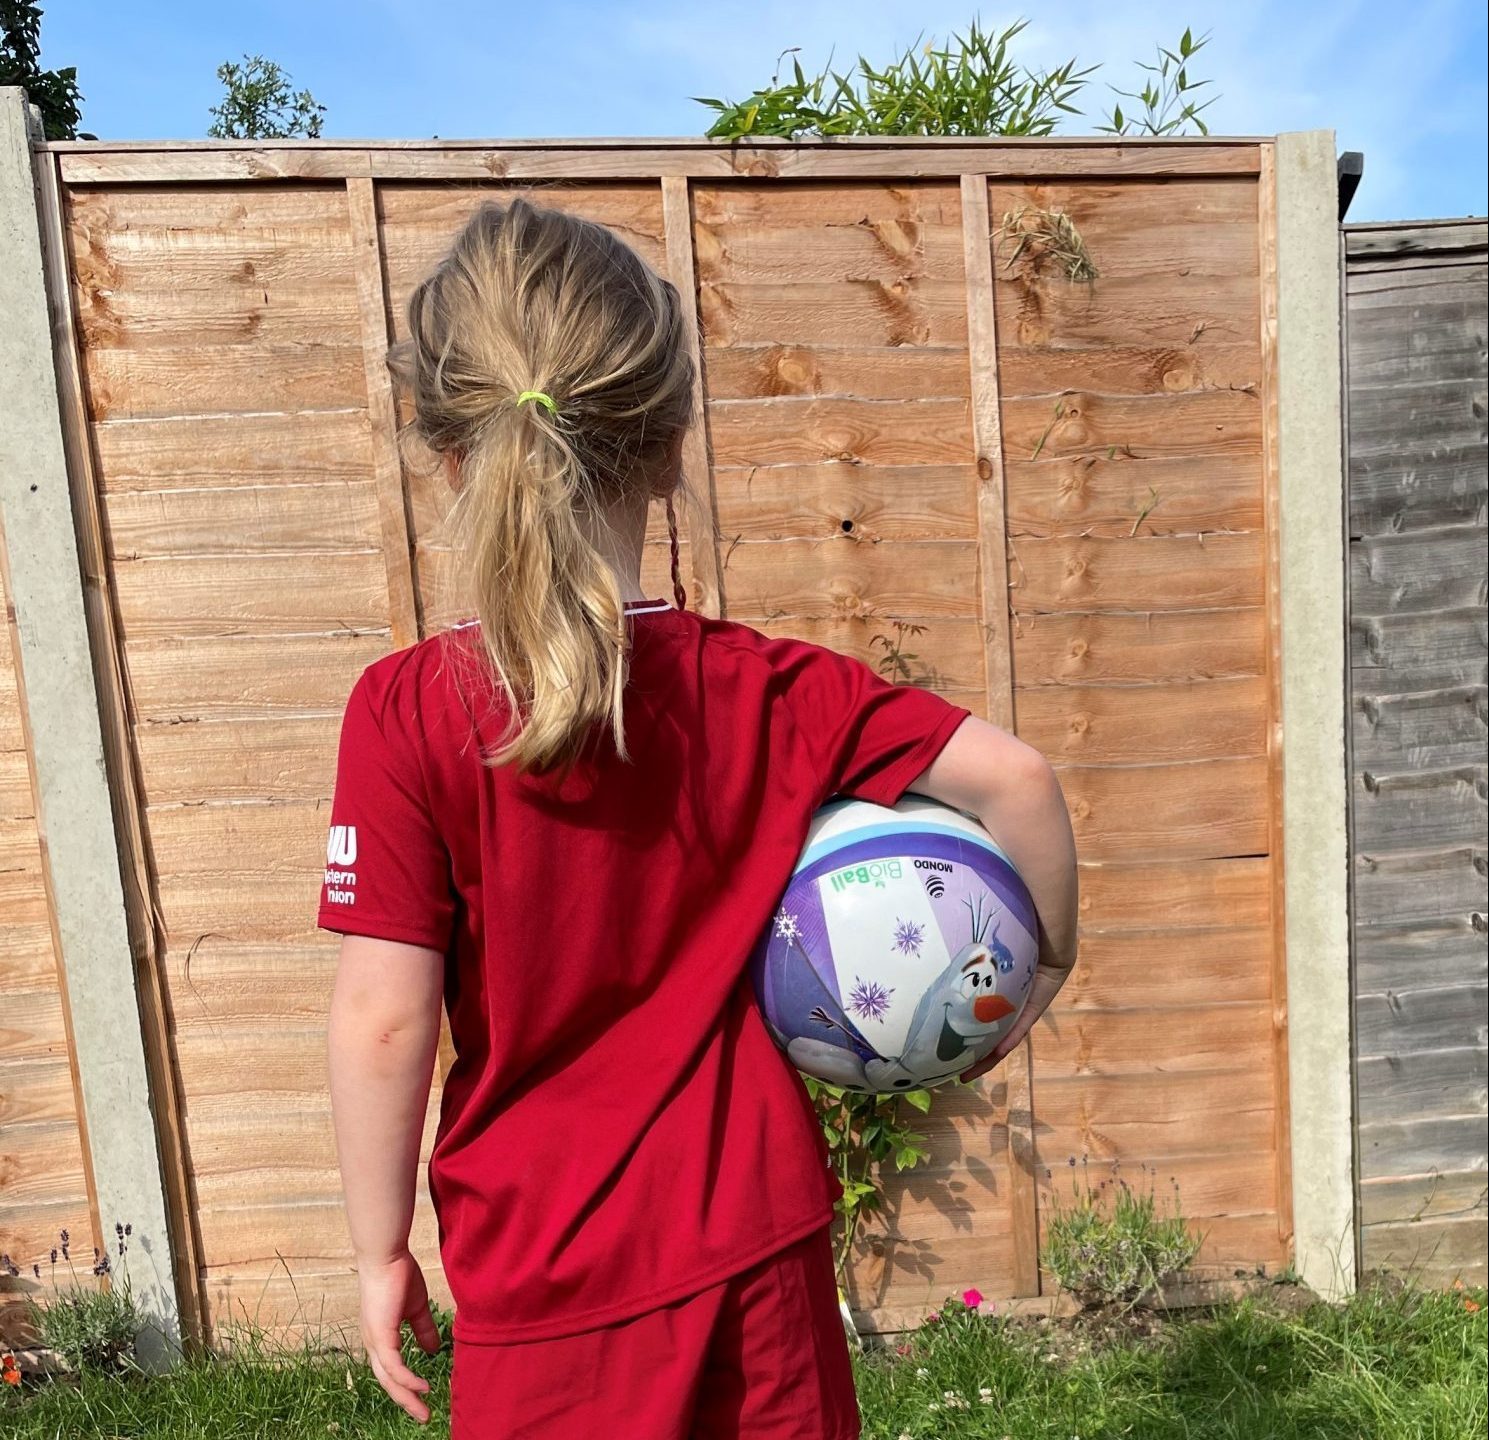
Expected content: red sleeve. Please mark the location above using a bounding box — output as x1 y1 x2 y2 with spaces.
773 637 972 809
317 668 456 951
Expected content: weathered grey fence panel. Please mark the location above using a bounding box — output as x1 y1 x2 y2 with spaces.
1346 218 1488 1288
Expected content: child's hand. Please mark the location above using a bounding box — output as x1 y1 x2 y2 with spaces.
960 957 1072 1084
358 1248 441 1423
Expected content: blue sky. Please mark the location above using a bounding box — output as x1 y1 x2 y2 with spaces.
39 0 1488 221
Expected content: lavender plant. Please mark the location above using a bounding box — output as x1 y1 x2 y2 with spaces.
10 1223 142 1373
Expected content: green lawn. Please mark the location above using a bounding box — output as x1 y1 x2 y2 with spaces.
4 1284 1484 1439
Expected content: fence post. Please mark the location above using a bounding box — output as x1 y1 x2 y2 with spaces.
0 87 180 1362
1273 129 1356 1297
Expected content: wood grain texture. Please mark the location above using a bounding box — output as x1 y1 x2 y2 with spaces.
91 411 374 492
1015 676 1268 766
1036 1076 1276 1164
1351 847 1487 927
720 537 980 621
704 344 970 402
1255 141 1292 1254
962 176 1013 732
67 185 363 420
348 178 420 647
1352 686 1487 771
709 397 972 469
662 176 724 617
31 153 190 1334
1354 1046 1486 1122
1032 1001 1273 1079
1007 455 1263 538
135 717 339 805
1012 608 1266 686
1356 984 1489 1059
1012 533 1265 614
1057 757 1270 863
1346 239 1485 1262
1351 528 1486 616
104 481 383 558
127 633 390 721
702 279 967 349
958 174 1038 1292
712 464 977 542
1358 1167 1486 1227
1076 857 1272 932
1357 1114 1488 1182
1355 918 1487 995
1362 1214 1487 1286
1352 765 1488 852
1000 391 1262 462
54 139 1264 189
112 552 391 637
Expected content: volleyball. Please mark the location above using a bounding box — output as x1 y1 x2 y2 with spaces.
750 796 1040 1093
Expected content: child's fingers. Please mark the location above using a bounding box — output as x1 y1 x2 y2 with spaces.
408 1302 442 1355
369 1346 432 1423
366 1327 431 1399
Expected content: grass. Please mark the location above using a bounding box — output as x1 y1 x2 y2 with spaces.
3 1284 1484 1438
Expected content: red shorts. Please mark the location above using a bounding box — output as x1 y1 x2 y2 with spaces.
448 1226 860 1439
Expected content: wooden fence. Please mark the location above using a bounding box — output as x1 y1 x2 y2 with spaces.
0 114 1353 1347
1345 217 1489 1289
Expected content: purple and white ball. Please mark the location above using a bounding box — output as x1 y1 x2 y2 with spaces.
750 796 1039 1093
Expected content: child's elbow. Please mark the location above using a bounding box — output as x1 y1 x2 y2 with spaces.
1003 734 1061 804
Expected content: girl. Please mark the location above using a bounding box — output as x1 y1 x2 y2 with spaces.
322 198 1078 1439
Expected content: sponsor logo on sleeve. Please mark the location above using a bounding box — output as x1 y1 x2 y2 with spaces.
324 825 358 905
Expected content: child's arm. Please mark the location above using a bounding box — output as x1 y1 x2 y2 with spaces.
328 934 445 1424
909 716 1079 1082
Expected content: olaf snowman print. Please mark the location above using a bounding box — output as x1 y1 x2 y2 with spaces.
788 892 1020 1092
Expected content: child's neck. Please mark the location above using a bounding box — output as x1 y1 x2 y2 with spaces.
583 491 653 606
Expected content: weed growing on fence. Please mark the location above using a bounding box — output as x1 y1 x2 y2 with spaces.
997 207 1099 283
868 619 929 685
1042 1158 1203 1309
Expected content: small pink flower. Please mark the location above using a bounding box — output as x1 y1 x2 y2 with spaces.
962 1287 984 1309
926 1311 941 1325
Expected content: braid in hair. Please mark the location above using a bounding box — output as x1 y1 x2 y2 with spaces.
664 492 688 612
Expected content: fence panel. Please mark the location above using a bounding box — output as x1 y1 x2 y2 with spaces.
6 135 1301 1340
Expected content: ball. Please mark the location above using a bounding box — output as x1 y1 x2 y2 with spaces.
750 795 1039 1093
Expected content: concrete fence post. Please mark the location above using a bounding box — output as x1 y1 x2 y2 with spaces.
0 87 180 1363
1274 129 1357 1297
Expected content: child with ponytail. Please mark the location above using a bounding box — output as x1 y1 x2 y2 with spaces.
322 198 1078 1438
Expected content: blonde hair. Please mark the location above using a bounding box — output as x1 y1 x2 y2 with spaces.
397 198 695 775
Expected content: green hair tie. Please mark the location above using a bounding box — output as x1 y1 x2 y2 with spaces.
515 390 558 416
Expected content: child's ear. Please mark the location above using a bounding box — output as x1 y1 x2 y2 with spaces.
443 450 463 492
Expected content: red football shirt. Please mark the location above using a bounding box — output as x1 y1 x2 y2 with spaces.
318 600 971 1343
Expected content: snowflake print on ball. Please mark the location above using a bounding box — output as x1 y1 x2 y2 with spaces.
773 910 803 944
848 978 894 1023
892 918 925 955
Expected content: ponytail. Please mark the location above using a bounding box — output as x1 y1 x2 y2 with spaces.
398 199 695 775
454 400 630 772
